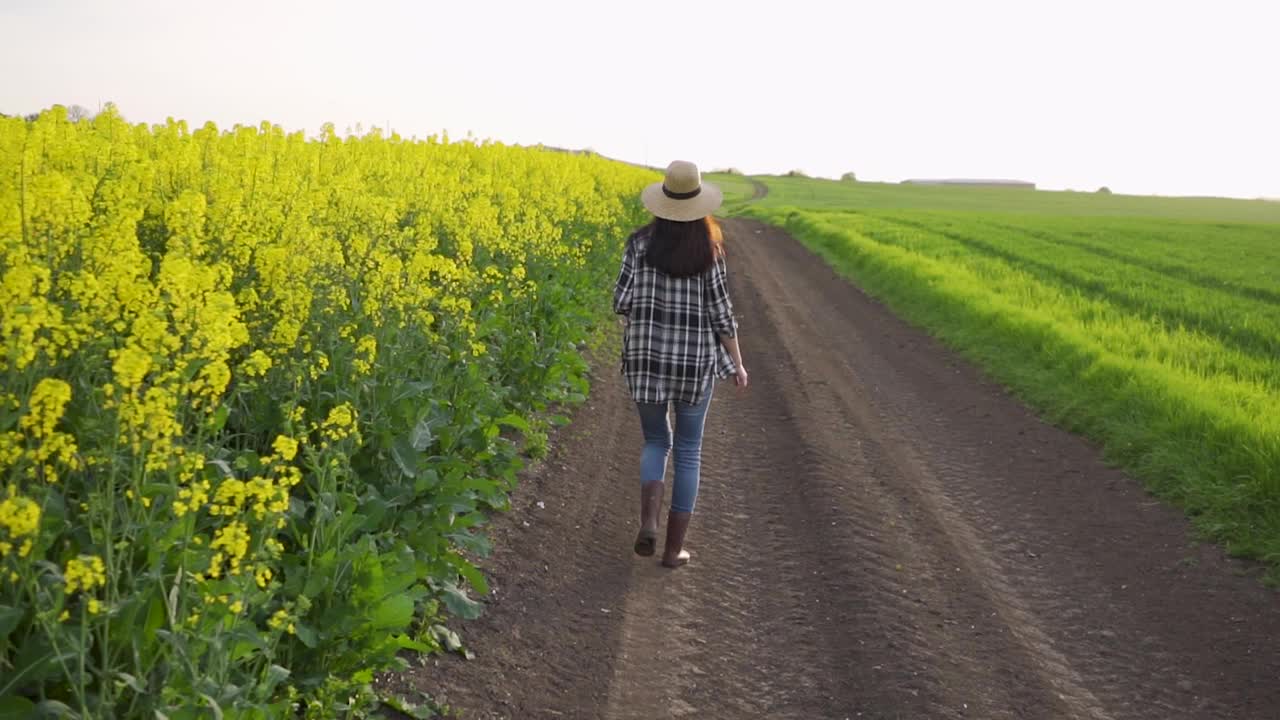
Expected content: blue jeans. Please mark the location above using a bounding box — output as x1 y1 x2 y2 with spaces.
636 382 714 514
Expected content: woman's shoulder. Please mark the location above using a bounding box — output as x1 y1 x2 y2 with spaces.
628 223 654 241
626 224 653 251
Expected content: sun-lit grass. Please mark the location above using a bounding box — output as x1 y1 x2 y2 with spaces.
703 171 757 210
738 176 1280 576
752 174 1280 223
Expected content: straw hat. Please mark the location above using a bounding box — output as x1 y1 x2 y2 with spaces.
641 160 723 222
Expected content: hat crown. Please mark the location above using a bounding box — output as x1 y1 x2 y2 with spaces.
641 159 721 221
663 160 702 194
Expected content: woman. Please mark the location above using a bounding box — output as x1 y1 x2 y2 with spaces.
612 160 749 569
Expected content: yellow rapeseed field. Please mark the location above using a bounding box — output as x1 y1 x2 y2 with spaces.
0 104 654 717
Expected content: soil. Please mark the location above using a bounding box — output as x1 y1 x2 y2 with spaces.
385 218 1280 719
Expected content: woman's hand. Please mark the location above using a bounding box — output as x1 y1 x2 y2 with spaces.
718 335 747 392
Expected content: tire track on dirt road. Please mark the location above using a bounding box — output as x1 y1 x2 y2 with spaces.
391 217 1280 719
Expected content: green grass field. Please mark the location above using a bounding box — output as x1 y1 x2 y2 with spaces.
705 171 758 210
734 177 1280 575
752 175 1280 223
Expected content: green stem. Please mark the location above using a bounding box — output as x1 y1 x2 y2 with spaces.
78 603 89 716
95 412 128 710
19 603 87 713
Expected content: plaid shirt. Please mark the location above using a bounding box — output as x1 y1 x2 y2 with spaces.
612 226 738 405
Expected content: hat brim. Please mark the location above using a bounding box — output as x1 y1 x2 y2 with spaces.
641 181 723 222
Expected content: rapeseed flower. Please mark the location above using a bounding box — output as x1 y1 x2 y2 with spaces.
353 335 377 375
18 378 81 482
241 349 273 377
319 403 358 442
210 520 251 575
0 497 40 537
63 555 106 594
268 607 296 634
272 435 299 462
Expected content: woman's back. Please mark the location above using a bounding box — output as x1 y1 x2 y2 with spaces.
613 222 737 406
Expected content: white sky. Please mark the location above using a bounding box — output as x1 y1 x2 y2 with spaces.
3 0 1278 198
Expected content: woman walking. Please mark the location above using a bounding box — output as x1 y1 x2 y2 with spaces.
613 160 748 568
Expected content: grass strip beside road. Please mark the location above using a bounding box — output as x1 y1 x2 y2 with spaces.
744 205 1280 578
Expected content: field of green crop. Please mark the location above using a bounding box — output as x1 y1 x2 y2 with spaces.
704 172 758 210
752 174 1280 222
736 177 1280 573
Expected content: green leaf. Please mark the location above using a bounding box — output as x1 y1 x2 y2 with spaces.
208 458 236 479
391 437 420 479
293 623 319 648
393 381 434 402
358 492 390 532
34 700 76 718
410 418 435 451
302 550 337 597
143 591 166 638
407 703 437 719
0 606 23 640
205 405 229 434
0 401 19 432
429 624 463 652
254 664 291 703
0 697 35 720
495 413 530 432
371 594 414 630
456 562 490 596
229 638 260 662
413 469 440 494
198 695 224 720
380 693 438 720
438 583 483 620
113 671 146 694
13 634 77 688
447 531 493 559
394 635 436 653
180 357 211 385
266 665 290 686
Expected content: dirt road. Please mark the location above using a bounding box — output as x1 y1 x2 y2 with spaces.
389 218 1280 719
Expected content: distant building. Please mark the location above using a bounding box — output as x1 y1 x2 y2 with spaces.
902 178 1036 190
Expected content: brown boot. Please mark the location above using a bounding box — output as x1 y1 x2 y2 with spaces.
634 481 664 556
661 511 692 568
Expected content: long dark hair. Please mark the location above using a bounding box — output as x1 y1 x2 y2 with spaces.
643 216 725 278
